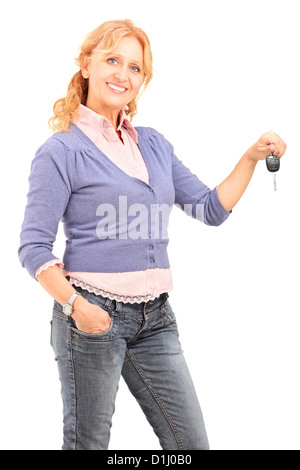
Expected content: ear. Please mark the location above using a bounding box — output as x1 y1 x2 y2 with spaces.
81 56 91 79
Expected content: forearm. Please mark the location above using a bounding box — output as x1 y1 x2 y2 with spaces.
217 151 257 212
37 265 111 334
217 131 287 212
36 264 109 332
36 264 85 309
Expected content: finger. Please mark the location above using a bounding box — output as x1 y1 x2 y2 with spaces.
264 132 286 158
269 144 277 154
262 130 282 146
275 140 287 158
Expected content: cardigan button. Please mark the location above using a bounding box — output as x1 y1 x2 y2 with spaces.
150 257 155 263
148 245 154 250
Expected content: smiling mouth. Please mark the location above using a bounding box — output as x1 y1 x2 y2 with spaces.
106 83 127 93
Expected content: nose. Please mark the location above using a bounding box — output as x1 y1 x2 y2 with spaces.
114 65 128 82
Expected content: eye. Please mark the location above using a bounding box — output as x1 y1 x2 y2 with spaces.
130 65 141 73
107 58 118 65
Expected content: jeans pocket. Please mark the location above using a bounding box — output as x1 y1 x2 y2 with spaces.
70 312 119 343
159 300 176 325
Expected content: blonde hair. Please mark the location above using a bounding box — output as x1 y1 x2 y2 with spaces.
49 19 153 133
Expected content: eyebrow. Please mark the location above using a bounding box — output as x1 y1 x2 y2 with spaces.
107 53 144 68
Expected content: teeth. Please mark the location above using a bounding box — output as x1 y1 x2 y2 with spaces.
107 83 126 92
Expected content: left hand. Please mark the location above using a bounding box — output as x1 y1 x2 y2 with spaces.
246 131 287 162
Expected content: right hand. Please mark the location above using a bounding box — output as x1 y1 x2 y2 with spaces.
71 296 111 334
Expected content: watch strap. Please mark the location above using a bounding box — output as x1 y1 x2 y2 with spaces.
66 292 82 307
63 292 82 315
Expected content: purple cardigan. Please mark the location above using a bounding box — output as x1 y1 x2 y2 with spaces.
18 124 231 279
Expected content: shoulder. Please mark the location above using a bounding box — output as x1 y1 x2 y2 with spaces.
44 125 84 151
135 125 164 140
34 125 86 163
135 126 174 153
30 130 78 187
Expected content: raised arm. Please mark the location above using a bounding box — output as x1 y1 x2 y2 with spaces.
217 131 287 212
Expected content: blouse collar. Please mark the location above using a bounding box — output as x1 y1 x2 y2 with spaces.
73 104 138 144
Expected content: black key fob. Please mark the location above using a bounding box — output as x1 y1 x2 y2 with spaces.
266 154 280 173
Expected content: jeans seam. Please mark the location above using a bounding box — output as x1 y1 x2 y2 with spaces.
125 348 185 450
68 323 77 450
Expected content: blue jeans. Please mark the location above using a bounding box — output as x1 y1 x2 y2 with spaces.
51 286 209 450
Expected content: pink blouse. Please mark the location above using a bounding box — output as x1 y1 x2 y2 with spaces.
36 104 173 303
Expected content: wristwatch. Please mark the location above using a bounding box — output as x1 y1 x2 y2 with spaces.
63 292 82 316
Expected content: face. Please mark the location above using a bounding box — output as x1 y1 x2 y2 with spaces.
83 35 145 120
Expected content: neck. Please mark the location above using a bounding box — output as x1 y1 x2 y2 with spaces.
85 98 121 131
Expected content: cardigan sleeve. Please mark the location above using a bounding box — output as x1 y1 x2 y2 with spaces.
18 138 72 279
168 138 231 226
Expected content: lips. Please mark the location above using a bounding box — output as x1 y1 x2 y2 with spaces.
106 82 127 93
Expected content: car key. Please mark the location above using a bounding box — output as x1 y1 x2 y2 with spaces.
266 153 280 191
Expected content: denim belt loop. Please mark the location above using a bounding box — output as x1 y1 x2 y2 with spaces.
115 301 123 313
104 297 122 312
104 297 113 310
104 298 123 313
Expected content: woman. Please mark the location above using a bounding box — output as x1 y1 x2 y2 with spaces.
18 19 286 450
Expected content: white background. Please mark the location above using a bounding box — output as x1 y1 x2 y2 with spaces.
1 0 299 450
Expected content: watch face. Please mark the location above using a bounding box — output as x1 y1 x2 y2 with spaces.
63 304 72 316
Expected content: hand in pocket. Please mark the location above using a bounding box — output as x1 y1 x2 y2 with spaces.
72 297 111 334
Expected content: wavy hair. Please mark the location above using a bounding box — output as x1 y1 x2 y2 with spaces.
48 19 153 133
